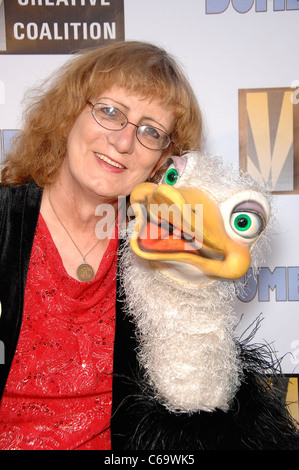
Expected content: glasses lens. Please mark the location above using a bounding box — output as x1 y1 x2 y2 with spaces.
91 102 171 150
137 125 170 150
93 103 127 130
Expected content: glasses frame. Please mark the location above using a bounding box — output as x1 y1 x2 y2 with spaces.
87 101 172 151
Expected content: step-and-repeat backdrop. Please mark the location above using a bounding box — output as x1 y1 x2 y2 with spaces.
0 0 298 422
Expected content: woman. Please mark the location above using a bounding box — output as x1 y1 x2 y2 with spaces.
0 41 202 450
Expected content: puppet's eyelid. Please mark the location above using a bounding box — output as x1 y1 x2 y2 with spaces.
220 191 270 246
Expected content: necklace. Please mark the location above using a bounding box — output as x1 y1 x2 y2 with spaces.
48 187 100 282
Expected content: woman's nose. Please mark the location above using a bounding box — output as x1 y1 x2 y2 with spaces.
107 123 137 154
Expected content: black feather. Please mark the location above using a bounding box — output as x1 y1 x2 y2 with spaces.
115 338 299 450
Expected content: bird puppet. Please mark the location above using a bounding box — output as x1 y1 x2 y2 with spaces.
117 151 299 450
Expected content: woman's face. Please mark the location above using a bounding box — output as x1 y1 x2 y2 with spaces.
62 86 175 202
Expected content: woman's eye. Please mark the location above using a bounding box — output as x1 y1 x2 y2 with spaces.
100 106 118 118
164 167 179 185
144 126 160 140
230 211 264 238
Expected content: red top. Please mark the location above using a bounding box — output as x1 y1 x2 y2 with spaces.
0 214 118 450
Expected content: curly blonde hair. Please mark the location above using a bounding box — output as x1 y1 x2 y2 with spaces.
1 41 203 187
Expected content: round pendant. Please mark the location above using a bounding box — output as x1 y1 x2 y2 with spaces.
76 262 95 282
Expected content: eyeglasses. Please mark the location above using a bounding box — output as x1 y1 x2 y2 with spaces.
87 101 172 151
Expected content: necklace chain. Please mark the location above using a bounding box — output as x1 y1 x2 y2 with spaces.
47 187 101 282
48 187 101 260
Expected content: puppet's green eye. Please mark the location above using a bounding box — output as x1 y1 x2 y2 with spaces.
165 168 179 185
231 211 264 238
233 214 252 232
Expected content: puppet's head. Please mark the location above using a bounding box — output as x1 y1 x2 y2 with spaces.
129 151 271 287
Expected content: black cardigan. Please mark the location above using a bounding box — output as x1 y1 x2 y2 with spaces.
1 181 299 450
0 182 42 399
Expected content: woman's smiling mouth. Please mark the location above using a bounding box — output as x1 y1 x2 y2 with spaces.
95 152 127 171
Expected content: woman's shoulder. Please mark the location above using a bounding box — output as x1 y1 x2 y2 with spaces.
0 181 42 254
0 180 42 219
0 180 41 198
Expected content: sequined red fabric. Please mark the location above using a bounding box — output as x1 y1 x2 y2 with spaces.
0 214 118 450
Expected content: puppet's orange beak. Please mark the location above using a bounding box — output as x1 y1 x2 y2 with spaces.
129 183 251 281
